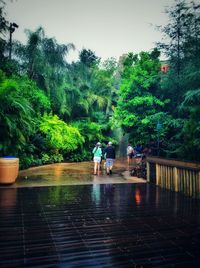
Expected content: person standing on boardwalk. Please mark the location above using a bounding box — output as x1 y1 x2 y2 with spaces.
92 142 102 175
104 141 116 175
127 144 134 165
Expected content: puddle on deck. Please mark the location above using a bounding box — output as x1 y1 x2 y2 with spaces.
14 158 146 187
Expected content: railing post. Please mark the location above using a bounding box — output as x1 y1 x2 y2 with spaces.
174 167 178 192
156 163 160 185
146 161 150 182
198 171 200 199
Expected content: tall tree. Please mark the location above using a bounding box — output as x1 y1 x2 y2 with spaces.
114 50 165 145
64 52 116 124
158 0 200 107
0 1 8 69
157 0 200 160
13 27 75 116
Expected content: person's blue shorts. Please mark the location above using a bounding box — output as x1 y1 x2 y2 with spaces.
106 158 114 167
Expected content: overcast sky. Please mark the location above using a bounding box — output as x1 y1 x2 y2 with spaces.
5 0 177 62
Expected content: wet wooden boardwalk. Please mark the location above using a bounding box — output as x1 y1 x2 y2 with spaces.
0 161 200 267
16 159 146 187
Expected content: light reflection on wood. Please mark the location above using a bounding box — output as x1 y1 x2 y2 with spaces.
135 188 141 205
0 188 16 209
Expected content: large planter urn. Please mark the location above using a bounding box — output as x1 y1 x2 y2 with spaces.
0 157 19 184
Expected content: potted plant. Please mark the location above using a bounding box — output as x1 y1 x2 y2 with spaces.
0 156 19 184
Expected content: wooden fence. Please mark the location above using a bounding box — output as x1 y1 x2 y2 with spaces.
146 156 200 199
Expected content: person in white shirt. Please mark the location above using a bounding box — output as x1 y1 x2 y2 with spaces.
127 144 134 165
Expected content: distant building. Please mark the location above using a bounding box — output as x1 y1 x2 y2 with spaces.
161 61 169 73
118 55 169 74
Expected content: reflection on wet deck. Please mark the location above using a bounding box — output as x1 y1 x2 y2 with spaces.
0 184 200 267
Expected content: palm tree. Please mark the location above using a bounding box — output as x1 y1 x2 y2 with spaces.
13 27 75 117
0 78 34 155
64 54 116 121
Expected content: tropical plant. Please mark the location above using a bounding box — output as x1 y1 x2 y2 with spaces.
157 0 200 160
0 76 35 155
13 27 75 116
39 114 84 157
114 50 165 145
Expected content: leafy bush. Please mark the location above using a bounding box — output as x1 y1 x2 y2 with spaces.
39 114 84 154
19 154 43 169
41 152 63 164
0 75 51 157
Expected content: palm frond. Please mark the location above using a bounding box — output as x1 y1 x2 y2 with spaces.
182 88 200 106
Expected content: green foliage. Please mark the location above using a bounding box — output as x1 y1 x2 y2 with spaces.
0 76 34 155
79 48 99 66
176 88 200 161
115 50 165 144
0 69 5 82
15 76 51 112
39 114 84 153
69 120 109 161
157 1 200 161
0 21 115 167
20 154 43 169
41 153 50 163
1 0 199 168
13 27 75 117
0 73 51 159
64 56 115 121
180 107 200 161
68 148 91 162
41 152 63 164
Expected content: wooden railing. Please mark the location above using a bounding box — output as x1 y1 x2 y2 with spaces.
146 156 200 199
